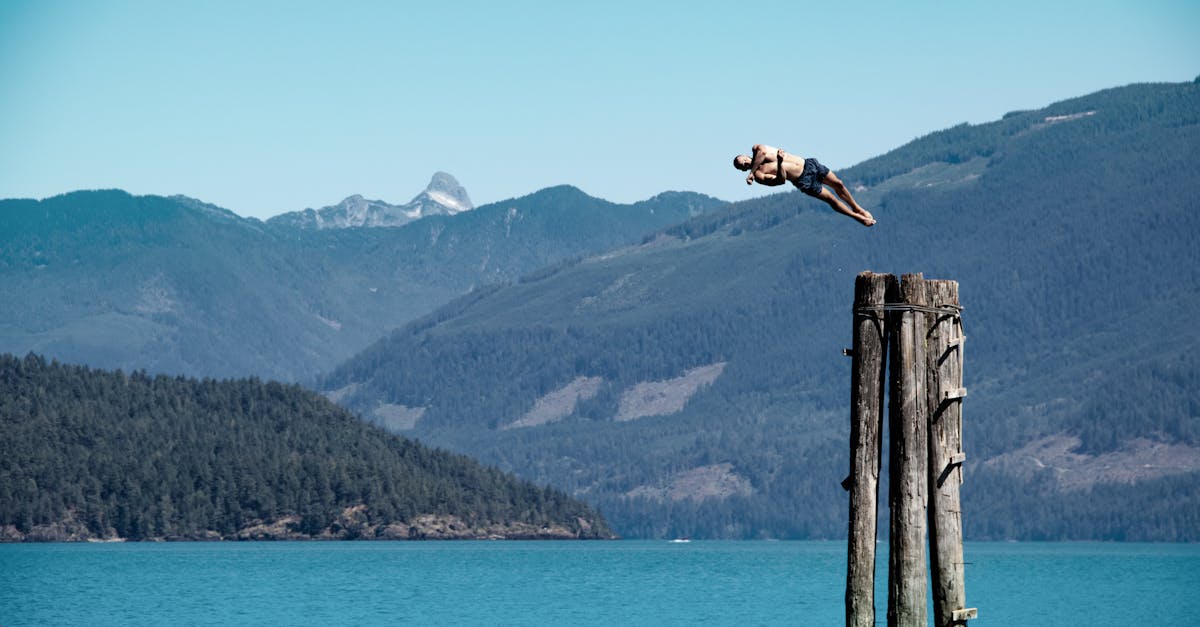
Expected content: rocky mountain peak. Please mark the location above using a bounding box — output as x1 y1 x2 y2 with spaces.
268 173 475 230
410 172 473 216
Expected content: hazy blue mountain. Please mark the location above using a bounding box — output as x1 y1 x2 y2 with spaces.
268 172 474 229
0 353 613 541
319 81 1200 541
0 186 726 381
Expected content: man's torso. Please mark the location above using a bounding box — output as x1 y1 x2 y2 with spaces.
754 146 808 181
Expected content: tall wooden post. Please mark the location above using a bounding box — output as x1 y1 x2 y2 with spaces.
925 280 972 626
887 274 929 627
843 272 975 626
845 272 894 627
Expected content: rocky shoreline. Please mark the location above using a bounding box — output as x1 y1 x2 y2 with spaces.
1 507 613 542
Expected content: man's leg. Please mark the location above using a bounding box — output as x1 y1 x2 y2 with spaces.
822 171 874 224
813 188 874 226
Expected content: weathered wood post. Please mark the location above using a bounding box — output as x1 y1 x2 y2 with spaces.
845 272 895 627
924 280 975 626
887 273 929 627
844 272 975 626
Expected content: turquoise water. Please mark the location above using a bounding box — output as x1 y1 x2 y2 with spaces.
1 541 1197 625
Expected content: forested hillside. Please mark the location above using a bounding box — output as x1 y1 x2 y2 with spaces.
320 81 1200 540
0 353 613 541
0 186 724 381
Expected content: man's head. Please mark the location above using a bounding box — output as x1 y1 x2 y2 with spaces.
733 155 752 171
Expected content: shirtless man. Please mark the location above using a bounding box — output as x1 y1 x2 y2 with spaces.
733 144 875 226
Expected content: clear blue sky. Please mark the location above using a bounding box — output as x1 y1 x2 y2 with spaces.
2 0 1197 219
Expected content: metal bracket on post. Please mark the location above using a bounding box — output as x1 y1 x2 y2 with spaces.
937 452 968 488
952 608 978 622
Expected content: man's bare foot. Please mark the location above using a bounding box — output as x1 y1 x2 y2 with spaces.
859 212 876 227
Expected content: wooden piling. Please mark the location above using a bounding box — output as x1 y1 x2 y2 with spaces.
887 274 929 627
925 280 971 626
843 272 974 626
845 272 894 627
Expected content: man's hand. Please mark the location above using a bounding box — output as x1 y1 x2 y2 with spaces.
746 174 754 185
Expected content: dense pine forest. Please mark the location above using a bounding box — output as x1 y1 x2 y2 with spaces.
0 354 613 541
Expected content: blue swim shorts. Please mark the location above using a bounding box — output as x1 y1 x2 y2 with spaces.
795 158 830 196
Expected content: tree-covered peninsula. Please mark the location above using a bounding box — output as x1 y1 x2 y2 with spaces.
0 353 614 541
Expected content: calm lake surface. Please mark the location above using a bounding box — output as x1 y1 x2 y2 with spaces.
1 541 1197 625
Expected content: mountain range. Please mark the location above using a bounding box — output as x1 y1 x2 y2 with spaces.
3 80 1197 541
0 182 726 381
315 80 1200 540
267 172 475 229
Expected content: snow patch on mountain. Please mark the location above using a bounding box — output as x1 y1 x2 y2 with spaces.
425 190 471 214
